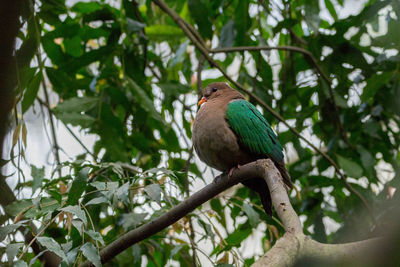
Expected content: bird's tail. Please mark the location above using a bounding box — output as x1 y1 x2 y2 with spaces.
274 160 293 190
242 178 272 216
241 161 292 217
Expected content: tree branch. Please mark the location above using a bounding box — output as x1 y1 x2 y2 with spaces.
257 159 302 234
82 160 278 266
81 158 380 266
151 0 372 215
211 46 331 86
253 233 382 266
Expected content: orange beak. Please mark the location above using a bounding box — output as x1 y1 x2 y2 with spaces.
198 97 207 106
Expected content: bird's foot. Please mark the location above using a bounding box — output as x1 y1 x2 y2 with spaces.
228 164 241 178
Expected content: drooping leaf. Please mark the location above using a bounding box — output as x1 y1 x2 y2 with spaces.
127 78 163 122
54 113 96 128
67 167 89 205
80 242 101 267
145 25 184 40
21 70 42 114
64 36 83 57
127 18 145 34
337 155 363 178
31 165 45 195
121 212 148 231
243 203 260 227
0 223 23 242
220 20 236 48
54 97 98 113
60 205 87 225
225 227 252 247
144 184 162 204
86 229 105 245
37 237 67 260
361 72 392 102
188 0 212 39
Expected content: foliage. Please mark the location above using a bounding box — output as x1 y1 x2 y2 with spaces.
1 0 400 266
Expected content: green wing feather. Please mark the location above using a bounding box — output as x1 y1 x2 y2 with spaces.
226 100 284 162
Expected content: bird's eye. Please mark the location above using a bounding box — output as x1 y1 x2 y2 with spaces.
212 87 218 92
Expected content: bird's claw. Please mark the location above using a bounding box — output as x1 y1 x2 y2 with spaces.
228 164 241 178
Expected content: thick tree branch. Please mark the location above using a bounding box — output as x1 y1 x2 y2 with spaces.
257 159 302 234
151 0 371 215
253 233 382 266
82 160 279 266
81 158 380 266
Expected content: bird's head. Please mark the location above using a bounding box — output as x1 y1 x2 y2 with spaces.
198 82 243 106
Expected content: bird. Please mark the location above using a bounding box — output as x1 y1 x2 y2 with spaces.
192 82 292 216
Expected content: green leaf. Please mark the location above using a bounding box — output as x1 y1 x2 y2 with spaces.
5 200 33 217
67 167 89 205
86 196 109 206
16 36 38 69
21 71 42 114
144 184 161 203
60 205 87 225
72 220 84 236
0 223 23 242
31 165 45 195
225 227 252 246
80 242 101 267
220 20 236 48
91 182 106 191
304 0 321 32
243 203 259 227
361 72 392 102
116 182 130 203
198 220 215 238
64 36 83 57
72 2 103 13
86 229 105 245
121 212 147 231
55 113 96 128
373 19 400 48
6 243 24 262
127 77 162 122
37 236 67 259
324 0 338 20
357 145 375 177
54 97 98 113
188 0 212 39
170 244 184 258
127 18 145 34
158 82 192 104
169 41 189 67
337 155 363 178
234 0 251 45
145 25 184 40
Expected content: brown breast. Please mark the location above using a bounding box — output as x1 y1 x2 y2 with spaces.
192 98 253 172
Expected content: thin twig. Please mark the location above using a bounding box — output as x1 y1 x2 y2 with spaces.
180 145 199 266
40 79 61 175
197 55 205 98
30 0 62 176
18 212 62 260
151 0 372 215
210 46 331 86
